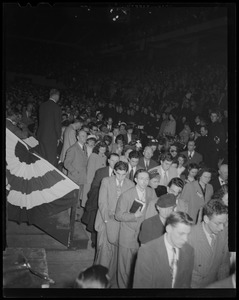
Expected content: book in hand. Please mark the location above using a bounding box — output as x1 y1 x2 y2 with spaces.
129 198 146 213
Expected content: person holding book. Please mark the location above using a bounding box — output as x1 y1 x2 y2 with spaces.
133 211 194 288
94 161 134 288
138 194 176 245
115 169 158 288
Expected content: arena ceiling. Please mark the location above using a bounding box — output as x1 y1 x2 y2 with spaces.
3 3 231 56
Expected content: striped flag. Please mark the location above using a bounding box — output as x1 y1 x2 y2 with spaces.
6 128 79 225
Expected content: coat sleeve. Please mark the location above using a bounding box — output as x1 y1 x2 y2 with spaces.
98 178 111 223
180 182 193 208
115 192 138 222
133 245 154 288
87 154 97 185
217 230 230 281
55 105 62 140
64 146 77 175
138 220 151 244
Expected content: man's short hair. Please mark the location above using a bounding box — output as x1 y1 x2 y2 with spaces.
165 211 193 228
129 150 140 160
74 265 109 289
168 177 184 190
49 88 60 97
202 199 228 219
134 168 149 179
114 161 129 172
160 152 173 162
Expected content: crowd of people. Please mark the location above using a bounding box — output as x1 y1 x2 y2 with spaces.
5 35 234 289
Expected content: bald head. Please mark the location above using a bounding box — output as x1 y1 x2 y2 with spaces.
219 164 228 182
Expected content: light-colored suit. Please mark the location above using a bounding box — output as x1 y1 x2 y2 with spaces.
60 124 77 162
82 153 107 207
180 181 213 224
64 142 87 186
94 176 134 286
115 186 158 288
188 223 230 288
148 165 179 186
133 234 194 288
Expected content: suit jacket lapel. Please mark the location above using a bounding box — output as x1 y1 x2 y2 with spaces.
157 236 172 285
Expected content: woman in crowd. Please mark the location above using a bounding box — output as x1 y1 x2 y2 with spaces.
180 167 214 224
111 134 125 156
180 162 199 184
176 153 187 177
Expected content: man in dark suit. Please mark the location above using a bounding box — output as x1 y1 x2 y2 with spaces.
37 89 62 167
124 124 137 145
81 153 120 247
138 146 158 171
180 140 203 168
195 125 215 168
133 211 194 288
210 164 228 193
139 194 176 245
188 199 230 288
63 129 88 216
207 110 226 170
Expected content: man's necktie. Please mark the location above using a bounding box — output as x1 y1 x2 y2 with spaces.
83 145 87 157
162 171 168 186
116 182 122 200
210 234 216 250
170 248 177 288
129 169 134 181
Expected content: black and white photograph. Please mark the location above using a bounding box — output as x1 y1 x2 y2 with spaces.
3 2 236 297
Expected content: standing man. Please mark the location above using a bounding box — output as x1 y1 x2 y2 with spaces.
180 140 203 168
60 119 84 163
194 125 214 168
115 169 158 288
210 164 228 193
94 161 135 287
149 153 178 187
37 88 62 167
138 146 158 171
139 194 177 245
64 130 88 209
81 153 120 247
133 211 194 288
126 150 141 182
188 199 230 288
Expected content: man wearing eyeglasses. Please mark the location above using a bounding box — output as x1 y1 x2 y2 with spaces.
187 199 230 288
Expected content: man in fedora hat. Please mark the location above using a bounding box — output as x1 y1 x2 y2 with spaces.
139 194 176 245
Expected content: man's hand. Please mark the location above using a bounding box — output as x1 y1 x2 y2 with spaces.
134 206 144 218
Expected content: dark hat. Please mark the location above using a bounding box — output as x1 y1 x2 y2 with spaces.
156 193 176 208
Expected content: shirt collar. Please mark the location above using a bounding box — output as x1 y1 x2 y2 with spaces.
164 233 179 259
